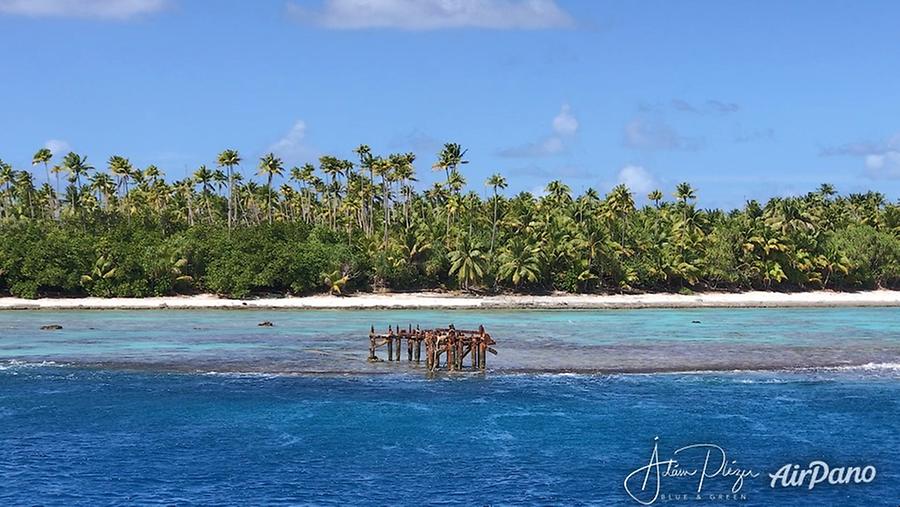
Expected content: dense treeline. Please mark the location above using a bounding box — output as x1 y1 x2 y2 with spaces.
1 144 899 298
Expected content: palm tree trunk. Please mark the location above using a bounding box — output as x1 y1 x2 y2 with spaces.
227 166 233 230
404 185 411 230
187 192 194 226
491 188 498 254
369 168 375 236
267 173 273 224
382 176 389 248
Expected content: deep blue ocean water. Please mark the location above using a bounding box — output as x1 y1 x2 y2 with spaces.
1 308 898 505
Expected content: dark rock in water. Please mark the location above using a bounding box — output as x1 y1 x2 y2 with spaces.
691 320 701 324
40 324 63 330
258 321 274 327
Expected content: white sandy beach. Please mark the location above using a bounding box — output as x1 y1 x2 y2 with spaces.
2 290 900 310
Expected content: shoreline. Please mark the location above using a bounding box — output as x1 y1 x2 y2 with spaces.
3 290 900 310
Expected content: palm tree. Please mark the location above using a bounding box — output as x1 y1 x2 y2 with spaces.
393 153 416 230
372 157 393 247
216 149 241 230
647 189 663 208
323 269 349 295
674 182 696 203
432 142 468 184
605 184 635 247
14 169 36 218
89 172 116 210
290 163 316 224
107 155 133 200
448 237 486 291
144 164 162 185
193 165 216 221
32 148 53 192
61 152 93 219
354 144 375 234
50 164 64 200
258 152 284 224
497 237 541 288
173 178 196 225
486 173 507 254
817 183 836 199
319 155 345 229
0 160 13 218
766 198 818 236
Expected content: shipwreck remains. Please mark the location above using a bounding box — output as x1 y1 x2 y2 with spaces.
368 324 497 372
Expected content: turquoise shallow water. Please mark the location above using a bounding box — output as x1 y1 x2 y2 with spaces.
0 308 898 505
1 308 898 373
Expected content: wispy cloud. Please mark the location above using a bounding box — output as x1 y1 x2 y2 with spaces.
499 103 578 158
388 129 444 153
499 137 565 158
0 0 169 19
268 120 316 165
820 133 900 157
43 139 71 155
286 0 575 30
734 127 774 144
514 163 594 180
640 98 740 115
622 118 702 151
821 133 900 179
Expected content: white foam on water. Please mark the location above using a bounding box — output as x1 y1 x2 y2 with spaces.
0 359 65 370
824 362 900 372
201 371 282 379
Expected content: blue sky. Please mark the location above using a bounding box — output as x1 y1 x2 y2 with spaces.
1 0 899 208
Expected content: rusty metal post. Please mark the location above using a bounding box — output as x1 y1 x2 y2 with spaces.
387 325 393 361
445 336 452 371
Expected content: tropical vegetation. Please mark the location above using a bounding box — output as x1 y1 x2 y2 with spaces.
1 144 899 298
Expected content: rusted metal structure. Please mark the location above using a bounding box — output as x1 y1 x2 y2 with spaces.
368 324 497 371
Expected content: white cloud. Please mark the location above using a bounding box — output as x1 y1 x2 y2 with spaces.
268 120 315 164
500 103 578 158
552 103 578 135
865 150 900 179
865 154 885 170
617 165 656 194
0 0 169 19
287 0 575 30
43 139 71 156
